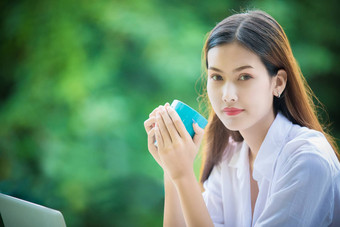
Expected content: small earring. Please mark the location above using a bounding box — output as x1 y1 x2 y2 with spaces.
277 91 281 98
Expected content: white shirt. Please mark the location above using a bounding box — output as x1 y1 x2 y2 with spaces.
202 112 340 227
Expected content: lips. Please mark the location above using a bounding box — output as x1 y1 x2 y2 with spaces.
223 107 244 116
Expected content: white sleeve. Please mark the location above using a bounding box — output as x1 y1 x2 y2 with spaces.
202 164 225 227
255 152 333 227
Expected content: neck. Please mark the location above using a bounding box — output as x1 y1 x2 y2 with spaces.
240 110 276 162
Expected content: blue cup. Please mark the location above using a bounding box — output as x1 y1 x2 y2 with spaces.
170 100 208 138
154 100 208 147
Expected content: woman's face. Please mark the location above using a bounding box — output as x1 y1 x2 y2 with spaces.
207 42 276 132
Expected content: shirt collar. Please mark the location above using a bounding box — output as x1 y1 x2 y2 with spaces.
253 112 293 181
228 140 250 178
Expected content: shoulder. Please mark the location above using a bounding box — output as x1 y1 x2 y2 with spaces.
278 124 339 177
285 125 331 154
271 127 337 197
283 125 332 159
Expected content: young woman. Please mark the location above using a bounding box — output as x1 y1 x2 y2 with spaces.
144 10 340 227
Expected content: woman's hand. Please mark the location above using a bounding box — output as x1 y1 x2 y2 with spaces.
153 105 204 182
144 104 205 181
145 104 213 227
144 103 169 169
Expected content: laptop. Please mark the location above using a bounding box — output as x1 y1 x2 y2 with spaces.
0 193 66 227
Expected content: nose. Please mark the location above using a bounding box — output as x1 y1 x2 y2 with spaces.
222 82 238 103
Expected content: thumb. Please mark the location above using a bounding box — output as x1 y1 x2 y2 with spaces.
192 121 204 146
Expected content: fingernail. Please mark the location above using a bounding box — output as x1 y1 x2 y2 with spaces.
192 119 197 124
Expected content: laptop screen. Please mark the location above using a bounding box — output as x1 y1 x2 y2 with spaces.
0 193 66 227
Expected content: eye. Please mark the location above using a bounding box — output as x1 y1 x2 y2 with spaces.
210 74 223 81
239 74 252 81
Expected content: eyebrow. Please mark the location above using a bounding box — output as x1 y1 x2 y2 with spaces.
208 65 254 73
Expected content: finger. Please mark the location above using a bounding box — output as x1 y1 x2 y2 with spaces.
148 106 161 119
149 103 167 118
144 117 156 133
154 125 164 148
156 111 172 145
149 102 170 118
147 127 156 147
160 106 181 141
145 103 171 133
147 128 164 167
148 128 161 159
166 106 189 139
192 121 205 146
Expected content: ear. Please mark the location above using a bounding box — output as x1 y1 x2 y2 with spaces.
273 69 287 97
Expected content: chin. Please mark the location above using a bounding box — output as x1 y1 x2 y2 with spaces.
217 110 244 128
221 118 245 132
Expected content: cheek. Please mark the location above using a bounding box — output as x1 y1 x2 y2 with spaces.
207 83 219 103
247 80 271 98
245 82 273 108
207 88 214 107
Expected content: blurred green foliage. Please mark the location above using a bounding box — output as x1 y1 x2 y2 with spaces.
0 0 339 226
